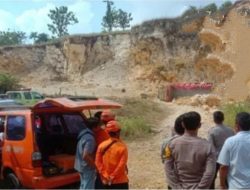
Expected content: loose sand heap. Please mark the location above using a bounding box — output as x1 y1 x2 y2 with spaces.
174 94 221 108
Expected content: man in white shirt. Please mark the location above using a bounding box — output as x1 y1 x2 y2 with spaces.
218 112 250 189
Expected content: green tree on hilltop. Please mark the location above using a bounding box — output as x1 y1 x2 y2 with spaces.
117 9 133 30
102 0 133 32
102 0 118 32
182 6 199 18
202 3 217 14
48 6 78 37
30 32 50 44
0 30 26 46
219 1 233 12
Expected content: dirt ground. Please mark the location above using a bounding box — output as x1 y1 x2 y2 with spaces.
126 101 218 189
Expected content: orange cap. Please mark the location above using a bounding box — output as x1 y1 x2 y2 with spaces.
105 120 121 133
101 110 115 122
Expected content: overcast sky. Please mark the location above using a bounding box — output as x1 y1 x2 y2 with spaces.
0 0 236 36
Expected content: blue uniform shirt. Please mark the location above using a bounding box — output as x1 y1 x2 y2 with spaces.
217 131 250 189
74 128 96 172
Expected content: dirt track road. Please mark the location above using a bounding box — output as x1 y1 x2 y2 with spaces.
127 102 216 189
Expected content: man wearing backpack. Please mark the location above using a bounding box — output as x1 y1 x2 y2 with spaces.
74 118 98 190
95 120 129 189
165 111 216 189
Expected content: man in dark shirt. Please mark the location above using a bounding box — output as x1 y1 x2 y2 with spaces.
208 111 234 189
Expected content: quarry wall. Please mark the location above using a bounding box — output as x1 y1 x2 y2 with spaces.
0 1 250 100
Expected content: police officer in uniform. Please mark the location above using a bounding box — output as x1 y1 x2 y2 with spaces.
165 111 216 189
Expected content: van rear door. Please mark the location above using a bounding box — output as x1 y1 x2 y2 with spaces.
32 97 122 113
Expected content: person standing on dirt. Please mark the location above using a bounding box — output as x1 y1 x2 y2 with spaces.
95 120 129 189
94 111 103 120
169 114 185 137
208 111 234 189
217 112 250 189
94 111 110 146
93 111 110 189
161 113 185 189
74 118 98 190
161 113 185 163
101 110 116 126
165 111 216 189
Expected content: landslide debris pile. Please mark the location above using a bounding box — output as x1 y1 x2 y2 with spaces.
174 94 221 108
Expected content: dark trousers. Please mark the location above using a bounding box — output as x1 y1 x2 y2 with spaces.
95 173 104 189
103 183 129 189
210 163 228 189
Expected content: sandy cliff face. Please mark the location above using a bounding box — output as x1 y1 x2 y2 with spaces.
0 19 202 97
0 1 250 100
0 46 46 75
199 1 250 100
127 18 202 95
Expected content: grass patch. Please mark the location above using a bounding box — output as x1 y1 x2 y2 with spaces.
221 101 250 128
110 97 168 139
118 116 151 139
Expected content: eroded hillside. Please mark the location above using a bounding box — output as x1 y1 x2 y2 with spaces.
200 0 250 100
1 1 250 100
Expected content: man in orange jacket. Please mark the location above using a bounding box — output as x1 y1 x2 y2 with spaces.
93 111 110 189
93 116 110 147
95 120 129 189
94 110 115 146
101 110 115 125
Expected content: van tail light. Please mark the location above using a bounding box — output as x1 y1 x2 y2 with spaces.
32 152 42 167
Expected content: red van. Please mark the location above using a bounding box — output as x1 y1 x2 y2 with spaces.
0 97 122 188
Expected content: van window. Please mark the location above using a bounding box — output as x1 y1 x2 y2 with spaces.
62 114 86 134
6 116 25 140
8 93 21 99
23 92 32 100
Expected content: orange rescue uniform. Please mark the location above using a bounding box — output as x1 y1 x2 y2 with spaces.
94 128 110 146
95 137 128 185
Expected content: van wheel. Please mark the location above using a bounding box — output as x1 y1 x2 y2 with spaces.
5 172 21 189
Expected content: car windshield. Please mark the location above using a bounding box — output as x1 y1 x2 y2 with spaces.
31 91 44 99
